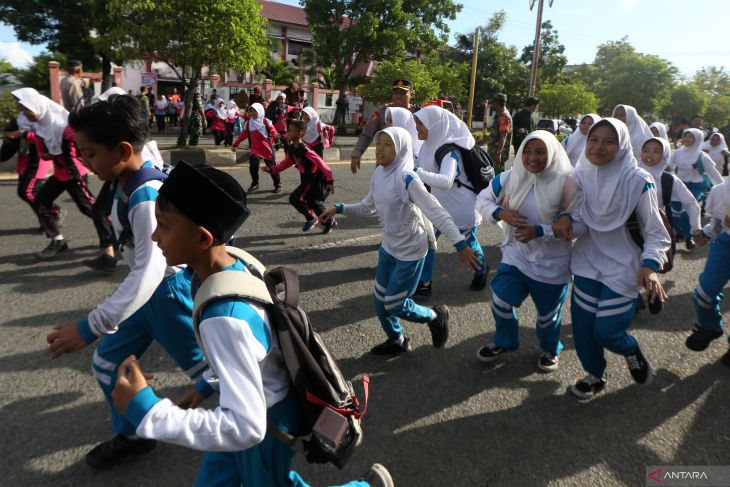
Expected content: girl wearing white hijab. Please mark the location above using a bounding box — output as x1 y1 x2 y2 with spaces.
649 121 669 142
412 106 487 295
385 106 422 158
703 132 729 176
562 113 600 166
685 176 730 366
612 104 653 160
301 106 326 157
475 131 577 371
557 118 670 399
232 103 280 192
640 137 700 248
319 127 480 356
12 87 115 260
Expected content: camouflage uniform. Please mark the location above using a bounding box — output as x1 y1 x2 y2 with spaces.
188 97 204 146
487 107 512 173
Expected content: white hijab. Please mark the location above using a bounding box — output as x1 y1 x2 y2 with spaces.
386 107 422 157
649 122 669 142
246 103 268 138
506 130 575 224
564 113 600 166
670 128 705 167
16 113 33 131
638 136 670 184
575 118 651 232
226 100 238 119
302 107 320 144
613 104 653 160
413 106 475 172
703 133 728 160
370 127 417 232
215 103 227 119
12 87 69 156
98 87 126 101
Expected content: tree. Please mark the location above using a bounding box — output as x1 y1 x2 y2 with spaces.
0 91 18 127
661 84 709 124
422 49 469 103
538 81 598 118
303 0 461 123
15 52 68 95
261 59 296 86
106 0 270 147
693 66 730 98
519 20 567 87
359 59 439 106
704 95 730 128
0 1 118 88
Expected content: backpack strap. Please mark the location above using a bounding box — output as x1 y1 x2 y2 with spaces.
115 165 168 249
660 172 673 209
433 143 476 192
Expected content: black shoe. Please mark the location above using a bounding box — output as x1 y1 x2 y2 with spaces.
322 219 337 234
476 345 505 363
302 219 317 232
469 273 488 291
54 208 68 227
84 254 117 274
36 239 69 260
625 344 653 384
685 237 696 250
570 374 607 399
414 281 432 297
273 185 282 193
537 352 560 372
647 295 663 314
428 305 449 348
247 183 259 193
686 324 723 351
720 348 730 368
85 434 157 469
370 337 412 356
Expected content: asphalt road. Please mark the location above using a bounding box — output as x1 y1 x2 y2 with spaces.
1 161 729 487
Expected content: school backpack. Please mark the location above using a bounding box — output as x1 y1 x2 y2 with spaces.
317 121 335 148
626 172 675 273
433 143 495 194
109 164 169 250
192 246 368 469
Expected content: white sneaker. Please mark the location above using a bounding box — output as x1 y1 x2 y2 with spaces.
363 463 394 487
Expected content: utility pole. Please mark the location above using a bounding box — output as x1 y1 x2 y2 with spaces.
467 27 480 129
528 0 553 97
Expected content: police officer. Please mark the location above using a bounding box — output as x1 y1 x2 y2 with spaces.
487 93 512 173
350 79 414 174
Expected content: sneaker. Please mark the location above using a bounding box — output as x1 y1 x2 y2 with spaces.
321 218 337 234
469 273 488 291
686 324 723 351
363 463 394 487
247 183 259 193
537 352 560 372
685 237 696 250
36 239 69 260
302 219 318 232
273 185 282 193
413 281 432 297
625 344 653 385
720 348 730 368
83 254 117 274
54 208 68 227
570 374 607 399
370 337 412 356
85 434 157 469
428 305 449 348
476 345 505 363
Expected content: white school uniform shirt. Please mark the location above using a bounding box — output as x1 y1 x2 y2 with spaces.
476 170 572 284
703 133 729 175
702 179 730 239
81 174 184 338
669 128 723 185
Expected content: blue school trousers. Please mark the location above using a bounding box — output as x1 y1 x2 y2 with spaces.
374 246 434 340
194 391 369 487
420 226 487 282
672 181 705 238
91 268 208 437
571 275 639 378
489 264 567 355
693 232 730 341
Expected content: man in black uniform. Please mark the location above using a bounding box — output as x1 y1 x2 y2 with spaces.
512 96 540 154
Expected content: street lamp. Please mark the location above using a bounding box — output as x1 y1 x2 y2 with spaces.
528 0 554 97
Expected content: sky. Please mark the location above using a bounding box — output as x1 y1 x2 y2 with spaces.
1 0 728 76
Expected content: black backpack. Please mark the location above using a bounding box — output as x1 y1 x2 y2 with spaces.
192 247 368 469
434 143 495 194
626 172 675 273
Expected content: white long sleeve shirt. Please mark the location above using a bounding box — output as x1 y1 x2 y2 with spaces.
655 173 701 233
416 150 482 230
476 170 572 284
670 152 723 185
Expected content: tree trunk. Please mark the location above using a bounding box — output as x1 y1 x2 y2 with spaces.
177 69 201 148
101 54 113 91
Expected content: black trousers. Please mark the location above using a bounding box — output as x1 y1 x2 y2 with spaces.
35 175 114 247
213 129 225 146
249 155 280 187
224 122 234 146
17 171 61 230
155 114 166 133
289 175 328 221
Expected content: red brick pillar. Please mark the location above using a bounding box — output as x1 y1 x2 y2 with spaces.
210 74 220 89
113 66 123 88
264 79 273 102
310 82 319 110
48 61 61 104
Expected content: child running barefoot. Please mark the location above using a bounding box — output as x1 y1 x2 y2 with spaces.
684 179 730 366
319 127 481 356
555 118 671 399
475 131 577 372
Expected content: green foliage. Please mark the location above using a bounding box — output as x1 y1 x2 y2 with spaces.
0 91 18 127
422 50 469 103
519 20 567 87
359 59 438 106
261 59 296 86
693 66 730 98
0 59 19 78
704 95 730 128
661 84 709 123
16 52 67 95
538 81 598 118
302 0 461 94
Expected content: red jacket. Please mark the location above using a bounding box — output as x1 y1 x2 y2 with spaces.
233 119 278 160
270 143 333 183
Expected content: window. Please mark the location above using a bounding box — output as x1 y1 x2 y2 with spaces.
325 93 333 107
287 40 311 56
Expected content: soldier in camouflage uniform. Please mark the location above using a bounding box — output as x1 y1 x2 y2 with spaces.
187 95 205 146
350 79 414 174
487 93 512 173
